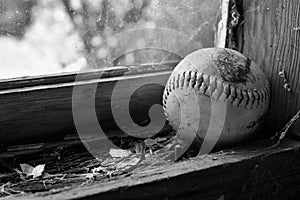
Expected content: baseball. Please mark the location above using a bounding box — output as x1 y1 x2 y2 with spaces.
163 48 270 150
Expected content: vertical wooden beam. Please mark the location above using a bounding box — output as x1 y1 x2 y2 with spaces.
240 0 300 136
216 0 230 48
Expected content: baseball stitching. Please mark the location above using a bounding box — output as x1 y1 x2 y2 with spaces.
163 69 270 113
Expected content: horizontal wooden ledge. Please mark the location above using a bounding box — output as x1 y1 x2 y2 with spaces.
0 61 178 91
4 138 300 200
0 70 172 95
0 64 174 146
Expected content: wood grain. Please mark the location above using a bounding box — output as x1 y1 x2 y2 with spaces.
240 0 300 136
0 62 176 90
3 139 300 200
0 63 176 146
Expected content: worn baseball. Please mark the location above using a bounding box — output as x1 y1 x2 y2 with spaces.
163 48 270 149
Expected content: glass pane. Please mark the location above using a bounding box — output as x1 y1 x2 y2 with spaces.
0 0 222 79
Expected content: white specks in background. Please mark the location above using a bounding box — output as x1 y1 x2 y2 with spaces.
97 47 109 59
91 36 103 47
70 0 83 10
0 0 84 79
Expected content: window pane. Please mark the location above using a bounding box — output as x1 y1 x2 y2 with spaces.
0 0 222 79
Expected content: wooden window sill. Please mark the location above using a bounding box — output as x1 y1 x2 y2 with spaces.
1 138 300 200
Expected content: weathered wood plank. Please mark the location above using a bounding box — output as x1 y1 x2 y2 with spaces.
0 64 175 146
3 139 300 200
240 0 300 136
0 62 176 90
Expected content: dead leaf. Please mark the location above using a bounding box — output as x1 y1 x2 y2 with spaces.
31 165 46 178
19 164 45 178
109 149 131 158
20 164 34 175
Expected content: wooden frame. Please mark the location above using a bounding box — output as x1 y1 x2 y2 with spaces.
0 63 176 146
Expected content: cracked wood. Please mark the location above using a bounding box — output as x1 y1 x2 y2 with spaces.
240 0 300 136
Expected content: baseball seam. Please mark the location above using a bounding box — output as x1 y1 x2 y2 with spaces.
163 70 270 111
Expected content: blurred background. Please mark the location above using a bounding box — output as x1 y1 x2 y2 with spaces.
0 0 85 79
0 0 220 79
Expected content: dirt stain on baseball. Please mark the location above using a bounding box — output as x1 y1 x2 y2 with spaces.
212 49 252 83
